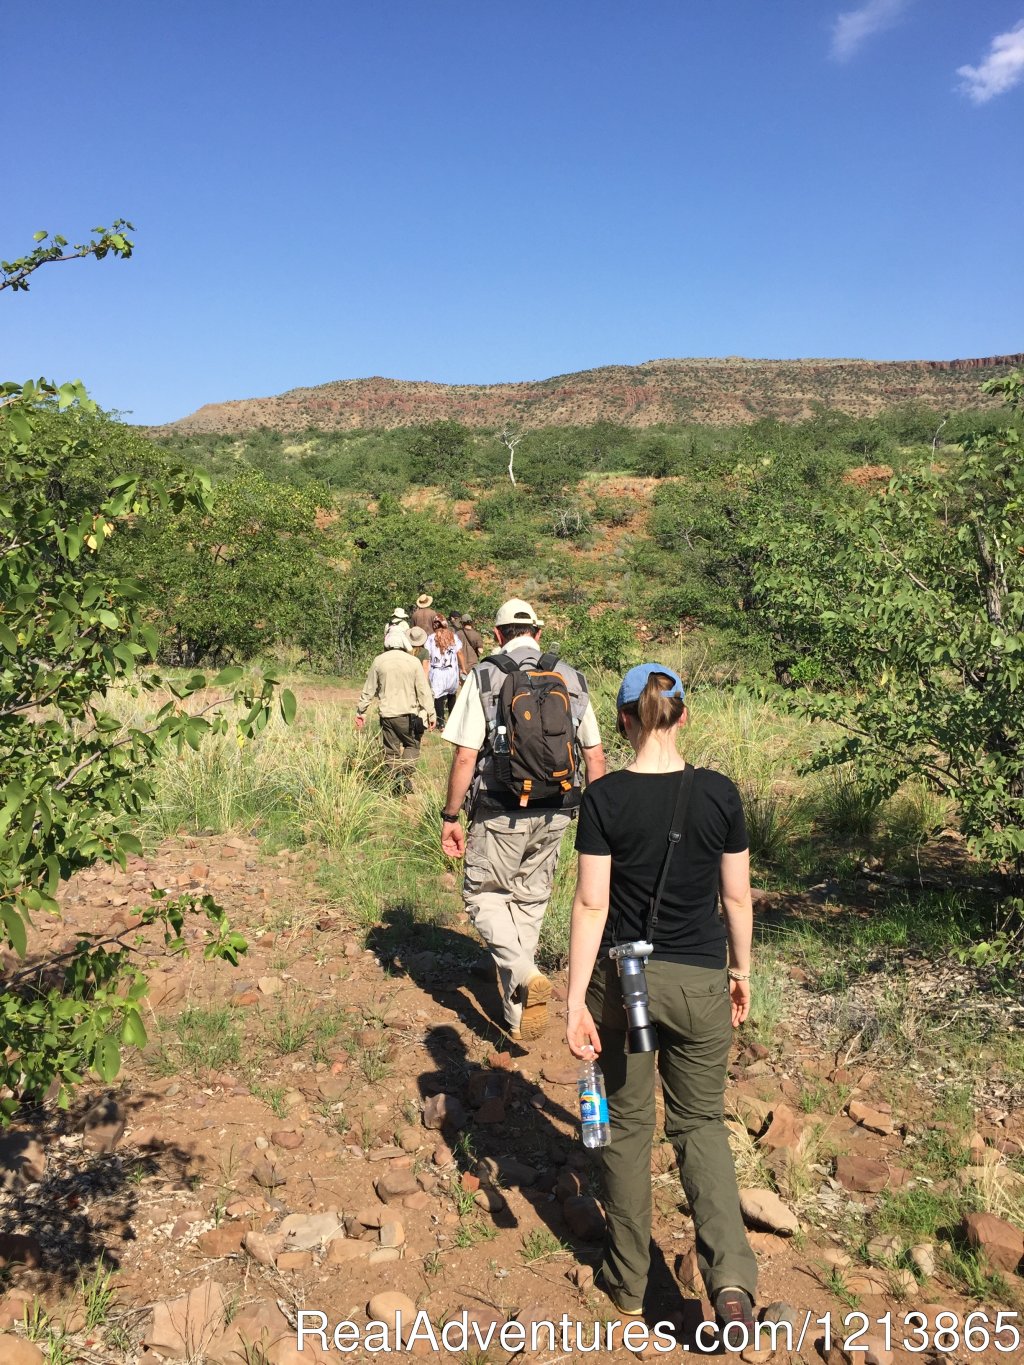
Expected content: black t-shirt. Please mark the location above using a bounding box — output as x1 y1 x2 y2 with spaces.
575 766 748 967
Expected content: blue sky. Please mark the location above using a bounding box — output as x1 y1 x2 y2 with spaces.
2 0 1022 425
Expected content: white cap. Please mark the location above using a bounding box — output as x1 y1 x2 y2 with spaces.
494 597 544 629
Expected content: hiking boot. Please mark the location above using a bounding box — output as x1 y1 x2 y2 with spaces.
713 1287 755 1348
594 1271 644 1318
519 971 552 1040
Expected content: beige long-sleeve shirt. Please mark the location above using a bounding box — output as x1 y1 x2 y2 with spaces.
357 648 434 723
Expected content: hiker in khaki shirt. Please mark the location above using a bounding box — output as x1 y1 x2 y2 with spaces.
440 598 606 1041
355 630 435 792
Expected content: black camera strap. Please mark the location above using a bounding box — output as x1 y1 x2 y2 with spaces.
644 765 695 944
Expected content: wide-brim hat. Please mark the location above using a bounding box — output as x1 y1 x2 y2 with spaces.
408 627 427 647
495 597 544 629
390 607 410 621
416 594 434 608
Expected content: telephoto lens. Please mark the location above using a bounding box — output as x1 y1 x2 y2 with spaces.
610 942 657 1053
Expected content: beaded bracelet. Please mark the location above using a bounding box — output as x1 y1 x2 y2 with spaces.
727 969 751 981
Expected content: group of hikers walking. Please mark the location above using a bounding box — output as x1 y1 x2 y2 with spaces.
355 594 485 787
354 592 759 1338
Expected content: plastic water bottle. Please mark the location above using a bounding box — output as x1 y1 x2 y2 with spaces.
578 1059 610 1148
493 724 510 755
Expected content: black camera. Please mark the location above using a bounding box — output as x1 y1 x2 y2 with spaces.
608 939 657 1053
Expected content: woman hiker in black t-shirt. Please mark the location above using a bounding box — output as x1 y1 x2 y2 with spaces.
566 663 757 1341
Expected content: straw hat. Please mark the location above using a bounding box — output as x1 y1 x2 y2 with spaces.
416 594 433 608
408 627 427 647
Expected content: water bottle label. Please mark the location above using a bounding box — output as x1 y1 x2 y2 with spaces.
579 1091 609 1125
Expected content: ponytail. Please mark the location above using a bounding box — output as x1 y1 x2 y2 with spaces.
619 672 685 740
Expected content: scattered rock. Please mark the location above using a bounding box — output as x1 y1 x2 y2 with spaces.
865 1233 902 1263
909 1242 935 1279
569 1264 594 1289
563 1195 606 1241
252 1158 286 1189
197 1224 246 1257
316 1075 347 1102
379 1219 406 1248
433 1143 454 1166
738 1188 799 1236
0 1289 33 1329
746 1231 788 1257
145 1279 228 1358
477 1155 537 1187
369 1246 402 1264
212 1300 292 1362
376 1169 420 1201
962 1211 1024 1274
826 1335 893 1365
848 1100 896 1137
476 1098 506 1124
844 1272 891 1296
326 1238 374 1264
356 1206 385 1228
0 1233 42 1269
556 1168 587 1202
277 1212 343 1250
0 1134 45 1190
820 1247 853 1269
757 1103 805 1155
367 1292 417 1329
422 1093 466 1131
834 1155 909 1193
474 1186 507 1214
403 1190 431 1211
243 1230 284 1266
0 1337 44 1365
729 1094 772 1136
82 1095 126 1153
258 975 283 996
276 1250 313 1272
271 1129 303 1151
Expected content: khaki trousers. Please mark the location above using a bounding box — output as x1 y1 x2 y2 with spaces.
463 810 571 1030
586 958 757 1310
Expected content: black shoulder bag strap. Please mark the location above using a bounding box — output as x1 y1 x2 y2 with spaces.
644 765 695 944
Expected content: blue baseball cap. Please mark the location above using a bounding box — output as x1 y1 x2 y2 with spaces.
616 663 686 710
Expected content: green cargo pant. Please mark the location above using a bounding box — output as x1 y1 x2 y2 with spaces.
586 957 757 1311
379 714 421 792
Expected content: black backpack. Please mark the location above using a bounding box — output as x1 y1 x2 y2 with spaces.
486 652 579 808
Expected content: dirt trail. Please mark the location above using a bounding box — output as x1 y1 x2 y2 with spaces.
1 829 1022 1362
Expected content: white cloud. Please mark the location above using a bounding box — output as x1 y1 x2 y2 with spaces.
957 20 1024 104
830 0 912 62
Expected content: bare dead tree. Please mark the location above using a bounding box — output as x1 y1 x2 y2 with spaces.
497 425 524 487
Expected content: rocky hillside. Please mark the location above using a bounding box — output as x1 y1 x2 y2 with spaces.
153 354 1023 435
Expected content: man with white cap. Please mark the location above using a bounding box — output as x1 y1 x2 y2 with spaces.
440 598 606 1040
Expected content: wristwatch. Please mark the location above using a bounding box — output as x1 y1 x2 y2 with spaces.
441 811 461 826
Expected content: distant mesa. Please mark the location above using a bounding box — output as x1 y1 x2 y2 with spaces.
150 353 1024 436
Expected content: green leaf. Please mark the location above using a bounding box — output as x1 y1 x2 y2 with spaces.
93 1036 121 1083
0 625 16 653
280 688 297 725
0 905 27 958
120 1012 148 1048
214 665 244 686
